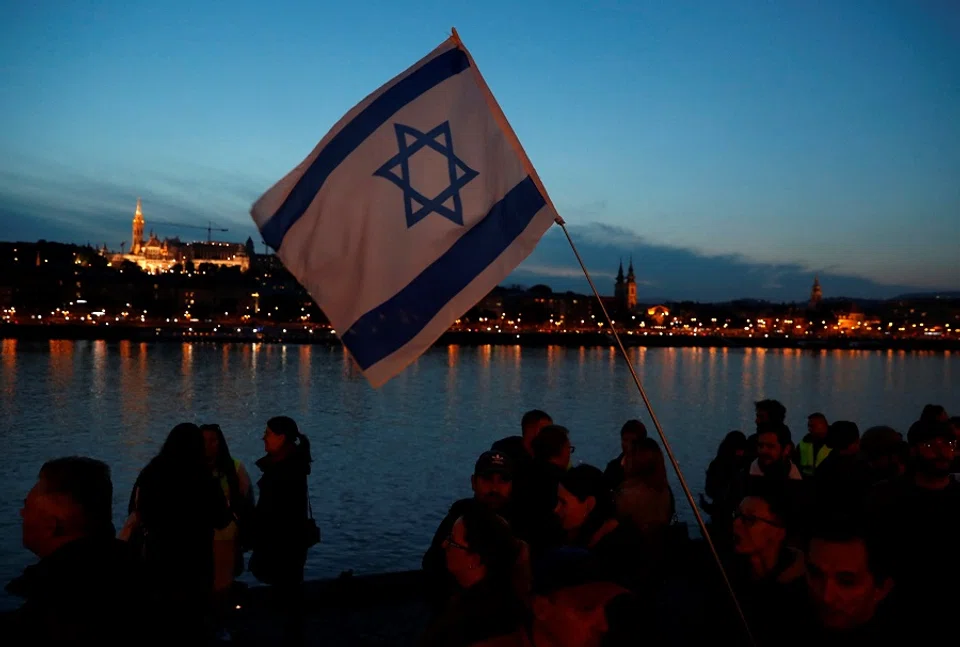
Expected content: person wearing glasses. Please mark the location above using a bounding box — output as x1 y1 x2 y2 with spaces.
867 419 960 630
722 486 805 645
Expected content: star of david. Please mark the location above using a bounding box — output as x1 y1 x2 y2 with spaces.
373 121 479 228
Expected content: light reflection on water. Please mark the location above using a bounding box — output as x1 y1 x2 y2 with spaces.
0 340 955 609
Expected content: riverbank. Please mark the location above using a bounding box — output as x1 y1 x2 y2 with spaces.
2 323 957 351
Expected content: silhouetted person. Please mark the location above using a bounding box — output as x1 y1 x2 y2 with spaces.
603 419 647 490
700 430 747 526
868 419 960 624
419 503 527 647
423 451 517 612
492 409 553 478
510 425 570 555
797 413 831 477
129 423 231 637
814 421 871 513
858 426 905 485
743 399 788 465
5 457 153 646
249 416 314 646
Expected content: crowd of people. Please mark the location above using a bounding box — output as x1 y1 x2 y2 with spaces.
3 416 317 645
420 403 960 646
3 401 959 646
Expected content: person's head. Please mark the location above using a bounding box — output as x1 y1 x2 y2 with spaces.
159 422 205 466
920 404 948 424
199 423 234 469
623 437 668 490
619 419 647 457
532 425 572 469
521 409 553 448
471 451 513 511
755 423 792 471
531 548 639 647
805 518 893 631
716 430 748 462
807 413 829 440
859 426 905 480
907 419 955 479
21 457 113 558
442 502 519 590
264 415 312 466
731 490 788 561
556 465 614 539
826 420 860 456
755 399 787 429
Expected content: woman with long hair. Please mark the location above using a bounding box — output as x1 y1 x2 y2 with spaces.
615 437 675 536
249 416 316 644
126 423 232 637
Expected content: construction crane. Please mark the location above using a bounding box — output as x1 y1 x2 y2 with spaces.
150 220 229 243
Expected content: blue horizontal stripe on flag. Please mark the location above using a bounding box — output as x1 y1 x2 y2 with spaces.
260 47 471 250
342 177 546 370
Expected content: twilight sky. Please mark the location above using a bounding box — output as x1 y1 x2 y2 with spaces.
1 1 958 301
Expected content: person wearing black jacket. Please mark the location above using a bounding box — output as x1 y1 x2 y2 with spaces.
249 415 315 645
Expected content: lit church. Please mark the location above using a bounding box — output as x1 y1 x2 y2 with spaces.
109 198 250 273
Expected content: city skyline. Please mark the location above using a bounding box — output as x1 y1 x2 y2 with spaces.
2 1 958 300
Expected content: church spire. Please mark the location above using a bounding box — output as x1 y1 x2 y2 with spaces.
627 255 635 282
131 197 145 255
616 259 624 284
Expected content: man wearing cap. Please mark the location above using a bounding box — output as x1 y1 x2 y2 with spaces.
422 451 517 612
867 419 960 627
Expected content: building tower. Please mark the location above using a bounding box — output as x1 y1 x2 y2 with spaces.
131 198 145 255
810 275 822 310
625 257 638 310
614 259 625 305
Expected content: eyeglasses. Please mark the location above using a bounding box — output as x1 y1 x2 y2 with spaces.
444 534 470 552
732 511 783 528
921 439 957 451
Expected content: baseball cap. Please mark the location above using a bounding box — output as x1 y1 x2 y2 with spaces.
474 450 513 477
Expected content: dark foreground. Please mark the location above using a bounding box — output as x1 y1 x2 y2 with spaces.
223 571 429 646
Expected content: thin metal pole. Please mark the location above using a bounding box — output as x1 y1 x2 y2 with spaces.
556 217 756 647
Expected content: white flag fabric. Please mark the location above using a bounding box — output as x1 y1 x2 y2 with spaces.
251 32 558 387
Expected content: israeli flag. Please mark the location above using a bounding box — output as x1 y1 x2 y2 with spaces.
251 31 558 387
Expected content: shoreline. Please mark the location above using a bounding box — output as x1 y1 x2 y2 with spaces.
2 323 957 351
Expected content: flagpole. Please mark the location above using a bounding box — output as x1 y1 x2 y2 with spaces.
555 217 756 647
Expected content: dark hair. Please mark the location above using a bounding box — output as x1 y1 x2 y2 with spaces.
521 409 552 436
920 404 946 424
716 430 747 460
807 514 893 583
757 422 792 448
949 416 960 430
160 422 205 464
755 399 787 424
39 457 114 537
625 437 668 492
619 419 647 439
460 502 520 585
742 480 791 528
807 412 827 423
200 424 247 516
826 420 860 451
532 424 569 461
560 464 615 545
267 415 312 466
860 426 902 460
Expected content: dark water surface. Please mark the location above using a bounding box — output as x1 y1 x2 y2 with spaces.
0 339 955 609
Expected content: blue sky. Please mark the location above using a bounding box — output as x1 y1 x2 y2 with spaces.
1 1 958 301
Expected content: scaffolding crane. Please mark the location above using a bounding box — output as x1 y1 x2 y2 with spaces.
150 220 229 243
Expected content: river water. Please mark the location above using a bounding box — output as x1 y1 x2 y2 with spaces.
0 339 955 609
